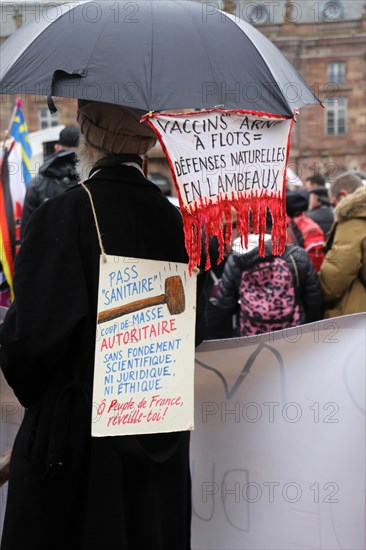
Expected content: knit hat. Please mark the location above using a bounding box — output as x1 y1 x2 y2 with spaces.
59 125 80 147
309 187 331 206
286 190 309 217
77 100 157 155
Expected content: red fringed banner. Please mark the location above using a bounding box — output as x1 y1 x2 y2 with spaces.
142 109 296 273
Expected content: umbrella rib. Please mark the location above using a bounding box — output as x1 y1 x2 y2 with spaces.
223 11 291 114
84 9 114 85
148 0 155 110
179 1 220 106
224 11 320 113
0 5 69 81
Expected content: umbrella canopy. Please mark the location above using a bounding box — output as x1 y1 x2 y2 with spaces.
0 0 320 116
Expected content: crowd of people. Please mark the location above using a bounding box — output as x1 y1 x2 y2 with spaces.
3 125 365 344
205 169 366 339
10 134 366 341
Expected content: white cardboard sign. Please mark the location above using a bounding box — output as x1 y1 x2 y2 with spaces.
145 109 295 271
148 110 293 208
92 256 197 437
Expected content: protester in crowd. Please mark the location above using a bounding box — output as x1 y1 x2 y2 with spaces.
304 172 326 192
319 172 366 318
306 187 334 236
0 100 205 550
327 171 364 207
21 125 80 236
286 190 326 272
352 170 366 185
216 213 323 337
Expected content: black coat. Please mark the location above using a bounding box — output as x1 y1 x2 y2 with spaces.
203 237 236 340
21 150 79 237
0 163 202 550
217 242 323 330
306 206 334 237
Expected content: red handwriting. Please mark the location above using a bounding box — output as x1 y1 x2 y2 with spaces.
100 319 177 350
107 410 144 426
108 398 135 413
149 395 183 408
147 409 166 422
101 395 185 428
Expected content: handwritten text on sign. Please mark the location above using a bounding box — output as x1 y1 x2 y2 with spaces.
147 110 293 208
92 256 197 437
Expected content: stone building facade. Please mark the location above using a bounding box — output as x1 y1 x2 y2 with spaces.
1 0 365 182
227 0 366 181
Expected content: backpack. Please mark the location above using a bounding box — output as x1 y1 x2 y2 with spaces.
287 213 325 272
239 256 301 336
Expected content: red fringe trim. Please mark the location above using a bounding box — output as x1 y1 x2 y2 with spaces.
181 193 287 273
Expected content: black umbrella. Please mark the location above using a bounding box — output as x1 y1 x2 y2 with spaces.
0 0 320 116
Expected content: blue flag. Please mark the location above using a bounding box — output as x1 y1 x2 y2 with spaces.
9 99 32 185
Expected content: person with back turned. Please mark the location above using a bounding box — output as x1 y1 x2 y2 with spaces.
319 172 366 318
21 125 80 236
0 100 205 550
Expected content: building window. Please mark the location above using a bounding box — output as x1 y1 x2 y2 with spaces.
328 62 345 84
38 108 59 129
326 97 347 136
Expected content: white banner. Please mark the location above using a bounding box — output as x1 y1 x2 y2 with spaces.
145 109 295 271
92 256 197 437
148 110 292 208
191 314 366 549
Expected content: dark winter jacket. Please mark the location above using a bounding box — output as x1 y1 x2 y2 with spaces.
203 236 236 340
306 206 334 236
21 149 78 236
0 161 204 550
217 241 323 330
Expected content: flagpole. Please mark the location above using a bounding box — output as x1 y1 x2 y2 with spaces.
2 100 19 152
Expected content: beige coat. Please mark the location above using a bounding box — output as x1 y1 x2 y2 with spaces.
319 186 366 318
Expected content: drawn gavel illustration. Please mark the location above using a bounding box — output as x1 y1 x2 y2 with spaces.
98 276 185 324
